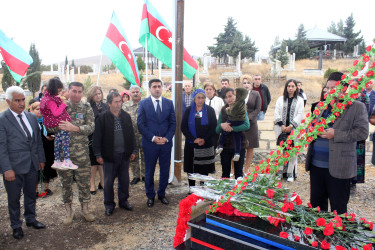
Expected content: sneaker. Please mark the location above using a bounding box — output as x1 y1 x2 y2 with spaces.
287 176 294 182
216 147 223 155
51 160 63 170
64 159 79 170
233 154 240 162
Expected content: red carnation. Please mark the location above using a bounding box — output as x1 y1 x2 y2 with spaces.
323 225 334 236
367 45 372 51
255 165 260 171
321 240 330 250
335 246 346 250
287 139 292 145
352 70 358 76
366 70 374 77
314 109 320 116
363 55 370 62
294 235 300 241
330 89 336 94
341 74 346 80
363 243 373 250
277 182 282 188
318 127 324 132
304 227 313 235
279 232 288 238
266 189 275 199
316 218 326 226
279 140 284 147
311 241 318 247
307 203 312 208
270 151 274 155
353 59 359 66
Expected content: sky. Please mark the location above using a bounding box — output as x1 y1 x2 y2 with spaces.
0 0 374 65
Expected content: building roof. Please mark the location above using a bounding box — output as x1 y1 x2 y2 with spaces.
305 27 346 48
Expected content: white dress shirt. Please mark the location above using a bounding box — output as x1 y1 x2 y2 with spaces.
10 109 33 137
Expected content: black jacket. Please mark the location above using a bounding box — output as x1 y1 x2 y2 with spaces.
93 109 136 163
253 83 271 112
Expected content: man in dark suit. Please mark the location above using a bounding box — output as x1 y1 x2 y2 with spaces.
0 86 46 240
137 79 176 207
93 92 136 216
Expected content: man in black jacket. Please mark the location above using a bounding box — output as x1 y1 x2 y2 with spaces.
252 75 271 120
93 92 136 216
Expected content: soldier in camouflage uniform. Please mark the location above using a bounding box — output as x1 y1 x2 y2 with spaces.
122 85 145 185
49 82 95 225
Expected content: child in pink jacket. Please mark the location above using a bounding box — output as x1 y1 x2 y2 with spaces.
40 77 77 170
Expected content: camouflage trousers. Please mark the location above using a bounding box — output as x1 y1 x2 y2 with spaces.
58 158 91 204
130 145 145 179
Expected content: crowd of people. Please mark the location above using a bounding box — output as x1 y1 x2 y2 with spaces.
0 72 373 240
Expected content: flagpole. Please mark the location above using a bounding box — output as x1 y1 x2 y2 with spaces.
97 53 103 86
145 36 149 97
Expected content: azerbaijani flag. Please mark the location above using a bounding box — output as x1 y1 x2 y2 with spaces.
139 0 198 79
0 29 33 83
101 12 140 86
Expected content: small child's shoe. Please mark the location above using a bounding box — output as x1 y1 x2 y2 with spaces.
216 147 223 155
64 159 78 170
233 154 240 162
51 160 63 170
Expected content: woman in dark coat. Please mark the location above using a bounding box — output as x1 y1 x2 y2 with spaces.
87 86 109 195
181 89 217 190
30 102 57 196
241 75 261 173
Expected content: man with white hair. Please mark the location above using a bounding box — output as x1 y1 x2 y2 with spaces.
0 86 46 240
182 82 193 115
123 85 145 185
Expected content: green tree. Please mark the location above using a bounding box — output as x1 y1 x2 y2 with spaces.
288 24 312 60
269 37 289 68
197 58 203 67
80 65 93 74
64 56 68 69
71 59 75 68
208 17 258 64
25 43 42 97
83 76 93 95
136 55 145 71
342 14 363 55
109 63 116 70
1 61 16 90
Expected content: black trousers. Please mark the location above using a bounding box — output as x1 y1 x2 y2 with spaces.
3 166 38 229
310 164 351 214
220 148 245 179
103 152 130 209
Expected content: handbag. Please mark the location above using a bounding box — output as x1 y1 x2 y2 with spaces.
276 132 291 146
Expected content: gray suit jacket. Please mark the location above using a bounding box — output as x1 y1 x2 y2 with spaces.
0 109 46 174
305 101 369 179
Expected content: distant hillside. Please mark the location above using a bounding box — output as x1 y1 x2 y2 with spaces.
56 55 112 66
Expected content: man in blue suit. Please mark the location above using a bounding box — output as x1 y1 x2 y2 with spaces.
137 79 176 207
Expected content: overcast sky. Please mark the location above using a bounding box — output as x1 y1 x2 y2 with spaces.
0 0 373 65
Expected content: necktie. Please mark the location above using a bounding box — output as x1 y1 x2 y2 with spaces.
156 100 162 118
18 114 32 141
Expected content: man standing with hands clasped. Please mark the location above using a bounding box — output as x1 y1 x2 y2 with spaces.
0 86 46 240
94 92 136 216
137 79 176 208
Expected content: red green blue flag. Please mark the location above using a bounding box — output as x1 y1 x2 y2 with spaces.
139 0 198 79
0 29 33 83
101 12 140 86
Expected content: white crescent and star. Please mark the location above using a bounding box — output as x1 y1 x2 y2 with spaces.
119 41 132 59
156 26 169 42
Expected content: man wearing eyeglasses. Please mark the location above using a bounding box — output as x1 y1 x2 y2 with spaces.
252 75 271 121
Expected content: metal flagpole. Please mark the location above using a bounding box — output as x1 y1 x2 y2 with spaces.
169 0 177 183
97 54 103 86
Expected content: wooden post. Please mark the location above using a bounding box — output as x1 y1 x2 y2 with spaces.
174 0 184 182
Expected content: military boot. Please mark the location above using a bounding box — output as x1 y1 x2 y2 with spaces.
63 203 74 226
81 203 95 222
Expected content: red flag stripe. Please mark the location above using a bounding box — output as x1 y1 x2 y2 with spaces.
0 47 30 76
146 9 197 70
141 3 148 21
105 23 140 85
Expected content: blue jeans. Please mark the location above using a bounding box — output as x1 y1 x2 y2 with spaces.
257 111 265 121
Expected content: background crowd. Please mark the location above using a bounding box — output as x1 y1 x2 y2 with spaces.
0 72 374 240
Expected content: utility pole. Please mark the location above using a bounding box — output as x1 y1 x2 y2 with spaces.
174 0 184 182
